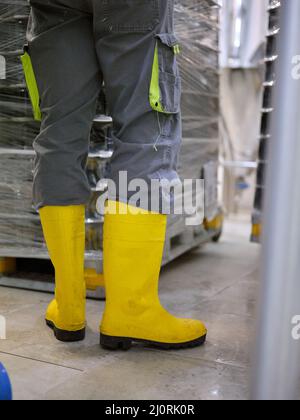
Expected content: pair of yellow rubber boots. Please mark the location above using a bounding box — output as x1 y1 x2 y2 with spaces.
40 202 207 350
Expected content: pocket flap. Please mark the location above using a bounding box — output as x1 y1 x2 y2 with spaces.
149 33 181 114
156 33 180 48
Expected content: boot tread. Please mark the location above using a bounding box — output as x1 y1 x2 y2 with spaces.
46 320 85 343
100 333 206 351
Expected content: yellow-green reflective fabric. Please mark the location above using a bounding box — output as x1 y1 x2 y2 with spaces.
149 42 165 113
21 52 42 122
149 42 181 114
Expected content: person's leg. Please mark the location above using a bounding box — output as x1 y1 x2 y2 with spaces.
40 205 86 342
93 0 207 350
101 201 207 351
28 0 101 208
27 0 102 341
94 0 182 209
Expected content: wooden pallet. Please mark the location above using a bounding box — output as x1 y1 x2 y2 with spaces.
0 215 223 299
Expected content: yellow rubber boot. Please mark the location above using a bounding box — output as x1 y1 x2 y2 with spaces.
100 201 207 350
39 206 86 342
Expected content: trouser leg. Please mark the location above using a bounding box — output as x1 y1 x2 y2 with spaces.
26 1 101 342
93 0 182 213
27 0 102 209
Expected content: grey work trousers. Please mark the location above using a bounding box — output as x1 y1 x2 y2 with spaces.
27 0 182 211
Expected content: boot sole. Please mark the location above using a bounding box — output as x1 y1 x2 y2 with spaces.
100 333 207 351
46 320 86 343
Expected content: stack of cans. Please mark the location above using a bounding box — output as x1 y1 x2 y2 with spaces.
0 1 112 256
175 0 220 223
0 0 221 267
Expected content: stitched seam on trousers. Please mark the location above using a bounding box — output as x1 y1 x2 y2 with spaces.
153 112 163 152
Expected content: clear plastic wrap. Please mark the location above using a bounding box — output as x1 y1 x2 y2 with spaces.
0 0 220 254
0 1 29 89
175 0 219 188
0 154 34 214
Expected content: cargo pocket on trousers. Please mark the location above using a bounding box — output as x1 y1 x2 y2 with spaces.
149 33 181 115
21 47 42 122
100 0 160 33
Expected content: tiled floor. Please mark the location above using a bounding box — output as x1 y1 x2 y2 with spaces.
0 216 260 400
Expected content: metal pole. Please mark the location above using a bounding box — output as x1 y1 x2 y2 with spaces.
252 0 300 400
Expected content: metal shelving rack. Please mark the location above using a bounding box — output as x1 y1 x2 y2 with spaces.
251 0 281 243
0 0 222 297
